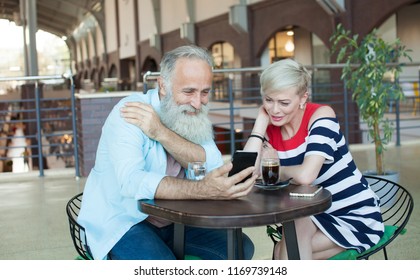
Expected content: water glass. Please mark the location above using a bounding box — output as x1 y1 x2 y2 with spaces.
187 161 207 180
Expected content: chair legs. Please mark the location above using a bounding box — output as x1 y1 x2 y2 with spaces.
383 247 388 260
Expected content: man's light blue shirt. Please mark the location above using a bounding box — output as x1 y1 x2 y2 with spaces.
77 88 223 259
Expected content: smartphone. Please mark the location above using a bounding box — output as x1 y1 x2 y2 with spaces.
228 151 258 183
289 185 323 198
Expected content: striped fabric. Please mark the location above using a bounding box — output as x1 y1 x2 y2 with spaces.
266 103 384 253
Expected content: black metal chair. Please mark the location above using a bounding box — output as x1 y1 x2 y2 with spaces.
66 192 93 260
353 175 414 259
66 192 202 260
266 175 414 260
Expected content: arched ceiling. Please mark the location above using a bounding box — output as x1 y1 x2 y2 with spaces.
0 0 104 39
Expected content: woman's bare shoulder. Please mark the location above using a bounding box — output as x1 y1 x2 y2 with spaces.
314 105 336 118
309 105 336 127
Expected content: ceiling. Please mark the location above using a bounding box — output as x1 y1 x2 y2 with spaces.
0 0 104 39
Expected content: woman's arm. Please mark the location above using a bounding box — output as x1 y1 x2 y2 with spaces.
281 105 337 185
243 106 271 173
281 155 326 185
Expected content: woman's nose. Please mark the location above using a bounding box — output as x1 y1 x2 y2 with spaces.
271 102 281 114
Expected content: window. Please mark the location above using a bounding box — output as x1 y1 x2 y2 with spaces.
268 30 295 63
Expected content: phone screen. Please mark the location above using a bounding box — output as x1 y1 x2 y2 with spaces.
228 151 258 183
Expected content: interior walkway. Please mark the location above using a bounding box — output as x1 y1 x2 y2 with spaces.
0 140 419 260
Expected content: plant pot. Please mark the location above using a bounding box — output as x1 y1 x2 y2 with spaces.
363 170 399 206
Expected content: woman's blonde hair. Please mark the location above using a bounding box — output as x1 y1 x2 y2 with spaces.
260 58 311 96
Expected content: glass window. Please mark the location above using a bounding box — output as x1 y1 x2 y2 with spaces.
268 30 295 63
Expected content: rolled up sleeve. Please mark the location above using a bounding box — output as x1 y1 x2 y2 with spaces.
201 140 223 171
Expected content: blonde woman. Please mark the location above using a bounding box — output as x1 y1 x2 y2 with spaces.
244 59 384 259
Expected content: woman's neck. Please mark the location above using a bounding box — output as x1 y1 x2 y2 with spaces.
281 108 305 140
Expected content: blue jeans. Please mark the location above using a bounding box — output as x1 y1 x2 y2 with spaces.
108 220 255 260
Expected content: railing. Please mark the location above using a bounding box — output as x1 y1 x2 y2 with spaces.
0 75 80 177
144 63 420 155
1 63 419 177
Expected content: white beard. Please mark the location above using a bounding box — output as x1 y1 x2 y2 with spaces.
158 94 214 145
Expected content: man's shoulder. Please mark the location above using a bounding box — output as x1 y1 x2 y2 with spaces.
123 89 155 102
112 89 157 109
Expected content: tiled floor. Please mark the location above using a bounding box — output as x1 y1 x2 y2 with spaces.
0 140 419 260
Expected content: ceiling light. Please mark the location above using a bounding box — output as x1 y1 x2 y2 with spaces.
285 40 295 52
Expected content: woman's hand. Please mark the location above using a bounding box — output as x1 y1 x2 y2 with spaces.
253 106 270 134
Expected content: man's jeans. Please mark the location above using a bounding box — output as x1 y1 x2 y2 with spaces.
108 220 255 260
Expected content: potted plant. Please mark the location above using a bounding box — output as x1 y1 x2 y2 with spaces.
330 23 411 179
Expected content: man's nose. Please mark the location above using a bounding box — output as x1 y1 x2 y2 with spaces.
190 94 202 110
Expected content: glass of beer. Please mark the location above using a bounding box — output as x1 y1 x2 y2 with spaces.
261 158 280 185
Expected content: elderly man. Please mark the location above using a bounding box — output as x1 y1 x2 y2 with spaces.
78 45 257 260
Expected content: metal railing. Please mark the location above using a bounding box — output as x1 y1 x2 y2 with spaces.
144 63 420 155
0 75 79 177
1 63 419 177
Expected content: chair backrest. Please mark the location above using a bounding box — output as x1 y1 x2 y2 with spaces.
364 175 414 255
66 192 93 260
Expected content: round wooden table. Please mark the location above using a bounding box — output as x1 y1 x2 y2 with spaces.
139 184 332 260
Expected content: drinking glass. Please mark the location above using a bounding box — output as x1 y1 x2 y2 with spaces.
187 161 207 180
261 158 280 185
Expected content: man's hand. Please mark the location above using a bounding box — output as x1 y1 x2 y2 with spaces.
200 162 257 199
156 162 257 200
120 101 206 166
120 102 165 141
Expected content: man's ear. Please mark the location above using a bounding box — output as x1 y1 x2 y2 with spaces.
158 77 167 98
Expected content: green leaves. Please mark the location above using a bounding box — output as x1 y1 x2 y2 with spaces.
330 24 411 175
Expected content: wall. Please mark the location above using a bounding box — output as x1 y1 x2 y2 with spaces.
87 30 95 60
118 0 136 59
293 28 312 66
195 0 239 22
105 0 118 53
398 4 420 78
71 0 420 85
96 24 105 57
75 92 130 176
161 0 187 34
138 0 156 42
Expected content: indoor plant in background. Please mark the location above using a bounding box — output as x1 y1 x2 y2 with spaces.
330 23 411 184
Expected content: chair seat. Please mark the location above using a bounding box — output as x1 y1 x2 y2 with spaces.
328 225 403 260
184 255 202 260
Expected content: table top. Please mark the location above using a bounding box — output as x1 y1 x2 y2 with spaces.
139 184 332 229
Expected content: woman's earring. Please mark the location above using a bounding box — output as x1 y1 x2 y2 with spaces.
299 103 305 110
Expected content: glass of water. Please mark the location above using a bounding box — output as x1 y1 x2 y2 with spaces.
187 161 206 180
